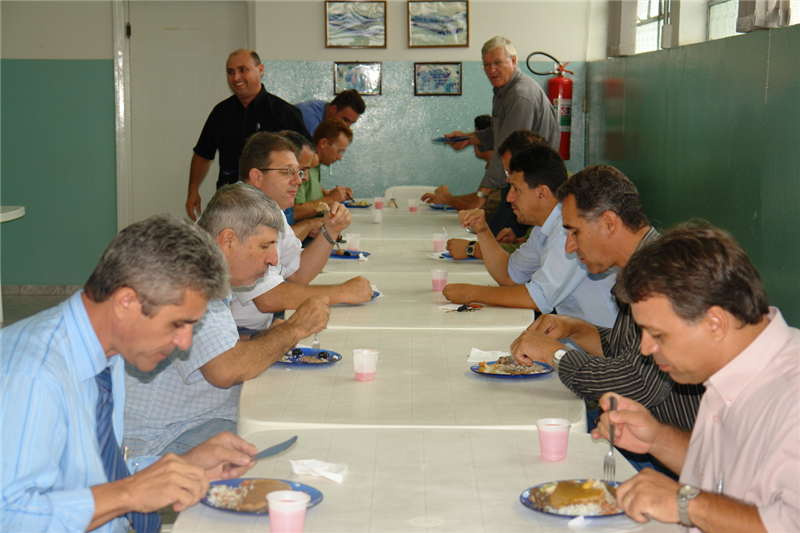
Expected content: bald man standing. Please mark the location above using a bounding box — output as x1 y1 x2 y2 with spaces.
186 49 311 220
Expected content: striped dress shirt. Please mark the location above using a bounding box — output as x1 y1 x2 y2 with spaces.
1 291 129 533
557 227 705 430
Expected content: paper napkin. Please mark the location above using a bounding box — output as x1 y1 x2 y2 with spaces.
358 253 369 261
467 347 510 363
290 459 348 483
568 515 642 531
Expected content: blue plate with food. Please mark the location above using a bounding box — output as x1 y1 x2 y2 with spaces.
202 478 323 515
428 204 457 211
342 200 371 208
330 250 371 259
521 479 622 518
276 347 342 365
440 252 480 261
470 358 553 378
432 136 472 143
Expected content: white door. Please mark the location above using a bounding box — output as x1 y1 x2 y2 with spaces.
128 0 247 222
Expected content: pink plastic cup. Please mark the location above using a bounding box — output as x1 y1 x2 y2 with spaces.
537 418 571 461
374 197 385 210
267 490 310 533
408 199 419 212
433 233 447 252
353 349 379 381
431 269 448 291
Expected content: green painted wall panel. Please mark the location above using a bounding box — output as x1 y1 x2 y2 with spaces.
587 26 800 326
1 59 117 285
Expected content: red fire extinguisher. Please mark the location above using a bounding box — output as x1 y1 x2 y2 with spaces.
526 52 573 161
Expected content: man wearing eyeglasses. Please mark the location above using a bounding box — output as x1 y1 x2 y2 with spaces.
231 132 373 334
443 36 560 220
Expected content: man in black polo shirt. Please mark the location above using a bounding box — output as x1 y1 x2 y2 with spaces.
186 49 311 220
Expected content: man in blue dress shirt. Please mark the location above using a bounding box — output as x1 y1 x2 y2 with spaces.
295 88 365 135
1 214 259 533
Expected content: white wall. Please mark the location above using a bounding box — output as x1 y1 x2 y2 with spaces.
253 0 609 63
1 1 112 59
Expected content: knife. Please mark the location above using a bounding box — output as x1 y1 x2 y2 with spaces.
251 435 297 462
603 480 618 499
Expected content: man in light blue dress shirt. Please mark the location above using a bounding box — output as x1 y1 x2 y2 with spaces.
295 88 365 135
124 184 330 457
443 144 618 328
1 214 259 533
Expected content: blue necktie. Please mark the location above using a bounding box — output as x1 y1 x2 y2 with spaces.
95 367 162 533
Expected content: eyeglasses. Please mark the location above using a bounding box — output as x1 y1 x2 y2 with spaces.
259 168 305 179
483 57 511 70
503 169 511 177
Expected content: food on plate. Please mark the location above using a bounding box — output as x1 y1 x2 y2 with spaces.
207 479 292 513
318 351 330 360
280 349 333 364
334 249 352 256
478 356 548 375
291 348 303 356
348 200 370 207
315 201 330 213
528 479 620 516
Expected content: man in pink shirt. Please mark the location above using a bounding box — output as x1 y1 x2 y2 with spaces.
591 222 799 533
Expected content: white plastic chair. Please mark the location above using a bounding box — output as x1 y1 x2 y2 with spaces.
383 186 435 206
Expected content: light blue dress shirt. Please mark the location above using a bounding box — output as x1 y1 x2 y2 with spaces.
123 296 240 456
506 203 618 327
1 291 128 533
294 99 326 135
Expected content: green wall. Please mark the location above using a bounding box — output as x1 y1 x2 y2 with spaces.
586 26 800 326
1 60 117 285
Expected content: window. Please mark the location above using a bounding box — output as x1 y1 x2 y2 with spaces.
636 0 666 53
709 0 800 40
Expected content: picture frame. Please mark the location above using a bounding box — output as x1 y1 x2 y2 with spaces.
408 1 469 48
326 1 387 48
414 62 462 96
335 62 382 96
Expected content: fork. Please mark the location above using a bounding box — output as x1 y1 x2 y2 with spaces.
311 333 320 356
604 396 617 482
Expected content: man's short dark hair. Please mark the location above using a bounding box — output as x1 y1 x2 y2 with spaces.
239 132 298 179
617 221 769 325
280 130 315 154
556 164 649 232
508 145 567 193
499 129 549 158
84 214 229 317
313 118 354 145
249 50 262 66
330 89 366 114
474 114 491 131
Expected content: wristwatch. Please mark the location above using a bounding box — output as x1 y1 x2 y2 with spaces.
552 348 567 371
677 485 701 527
476 190 487 199
465 241 478 258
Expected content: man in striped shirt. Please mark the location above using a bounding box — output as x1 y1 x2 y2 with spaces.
510 165 705 457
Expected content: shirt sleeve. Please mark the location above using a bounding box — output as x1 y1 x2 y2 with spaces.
234 271 285 305
1 375 96 533
170 299 239 384
556 325 676 408
192 108 219 161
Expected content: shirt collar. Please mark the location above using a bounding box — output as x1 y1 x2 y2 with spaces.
63 290 112 382
538 202 563 239
493 68 522 99
705 307 789 404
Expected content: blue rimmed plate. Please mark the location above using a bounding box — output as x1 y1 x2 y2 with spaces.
432 136 472 143
440 252 480 261
276 347 342 365
330 250 371 259
470 360 554 378
342 201 371 208
201 478 323 515
428 204 456 211
521 479 622 517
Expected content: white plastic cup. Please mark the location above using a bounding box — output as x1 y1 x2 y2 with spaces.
433 233 447 253
431 269 448 292
353 349 379 381
345 233 360 251
536 418 571 461
372 209 383 224
374 197 385 210
267 490 310 533
408 198 419 212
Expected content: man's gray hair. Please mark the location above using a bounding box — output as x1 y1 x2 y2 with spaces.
197 183 284 243
482 36 516 58
84 214 229 317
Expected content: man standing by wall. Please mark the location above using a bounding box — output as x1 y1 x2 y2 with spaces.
295 89 366 136
2 214 258 533
186 49 311 220
443 36 560 220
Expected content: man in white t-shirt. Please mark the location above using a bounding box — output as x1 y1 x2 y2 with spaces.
232 132 373 332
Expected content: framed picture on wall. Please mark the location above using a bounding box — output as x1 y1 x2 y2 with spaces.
408 1 469 48
326 1 387 48
335 62 382 95
414 62 462 96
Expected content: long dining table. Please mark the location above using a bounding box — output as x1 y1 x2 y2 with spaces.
171 204 679 532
